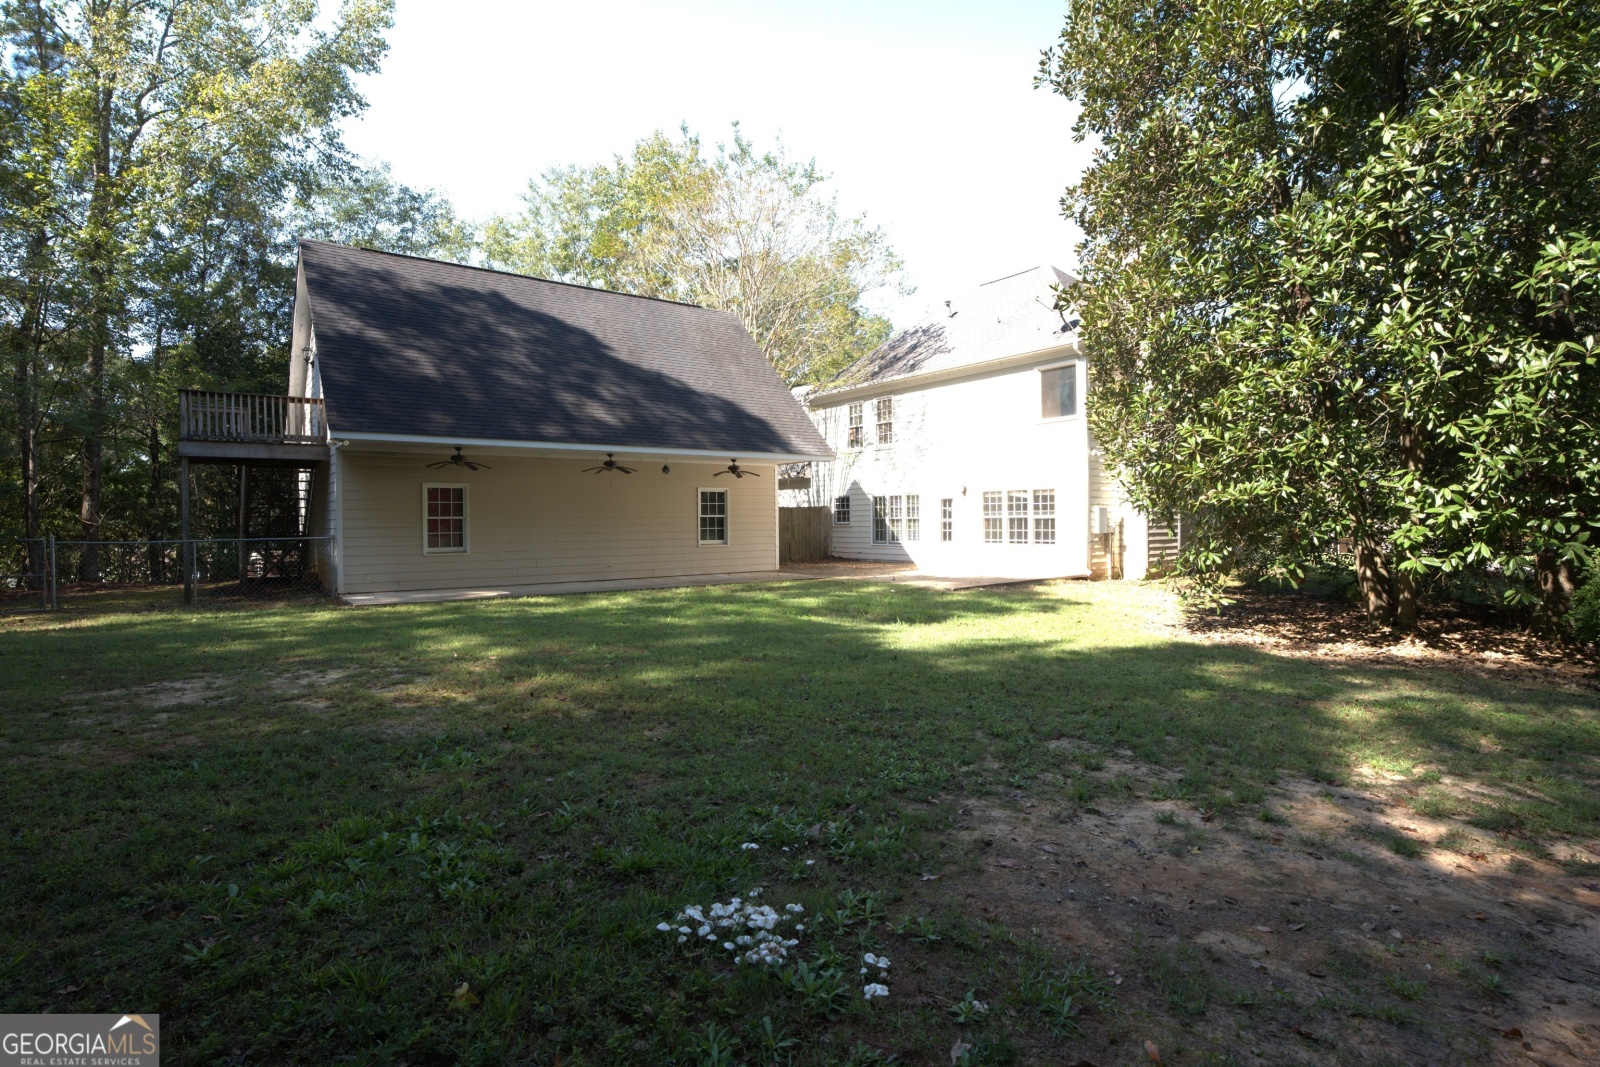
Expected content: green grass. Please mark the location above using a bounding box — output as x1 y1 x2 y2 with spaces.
0 579 1596 1064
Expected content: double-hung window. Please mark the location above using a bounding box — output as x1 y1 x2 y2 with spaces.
833 494 851 524
1032 489 1056 544
847 402 865 448
982 492 1003 543
1007 490 1030 543
1041 363 1078 419
872 494 916 543
875 397 894 445
941 498 953 541
423 484 468 554
699 489 728 545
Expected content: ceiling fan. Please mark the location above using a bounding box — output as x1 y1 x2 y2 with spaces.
425 447 491 471
713 459 760 478
581 453 637 474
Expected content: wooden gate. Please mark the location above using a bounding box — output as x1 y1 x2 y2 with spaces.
779 506 831 563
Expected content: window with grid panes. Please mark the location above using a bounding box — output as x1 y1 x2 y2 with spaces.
423 485 467 553
847 402 864 448
940 498 953 541
699 489 728 544
833 495 851 524
982 491 1003 543
875 396 894 445
1007 490 1030 543
904 495 920 541
1032 489 1056 544
872 495 888 542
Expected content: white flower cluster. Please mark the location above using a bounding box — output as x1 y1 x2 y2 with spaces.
657 888 806 966
861 952 891 1000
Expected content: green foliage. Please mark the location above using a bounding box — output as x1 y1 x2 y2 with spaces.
1040 0 1600 627
481 124 905 385
1568 576 1600 644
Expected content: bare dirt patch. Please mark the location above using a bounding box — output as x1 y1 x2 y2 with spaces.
1184 590 1600 693
918 768 1600 1066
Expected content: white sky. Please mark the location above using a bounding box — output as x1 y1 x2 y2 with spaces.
340 0 1090 326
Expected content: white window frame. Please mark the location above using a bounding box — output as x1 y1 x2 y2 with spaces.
1039 360 1081 422
833 494 851 525
1033 489 1056 544
698 488 729 546
982 491 1003 543
904 495 920 542
875 396 895 446
422 482 470 555
941 498 953 542
847 402 865 449
1007 490 1030 544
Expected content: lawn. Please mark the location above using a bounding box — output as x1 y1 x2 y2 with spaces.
1 580 1596 1065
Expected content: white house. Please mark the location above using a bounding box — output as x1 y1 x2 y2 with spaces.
785 266 1180 580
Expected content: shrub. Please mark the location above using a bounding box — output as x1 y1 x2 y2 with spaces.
1568 578 1600 645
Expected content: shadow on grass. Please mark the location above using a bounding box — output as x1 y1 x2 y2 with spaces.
0 581 1596 1064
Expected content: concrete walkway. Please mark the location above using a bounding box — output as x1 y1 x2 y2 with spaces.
339 561 1082 607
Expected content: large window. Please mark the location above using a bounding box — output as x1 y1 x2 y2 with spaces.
981 489 1059 544
1007 490 1030 543
1041 364 1078 419
982 492 1003 543
1033 489 1056 544
872 494 916 543
833 494 851 524
875 396 894 445
941 498 953 541
847 402 864 448
423 484 468 554
699 489 728 545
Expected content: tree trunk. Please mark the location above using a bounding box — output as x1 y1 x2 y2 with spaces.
1535 548 1577 624
1392 420 1424 634
80 73 118 581
1356 534 1394 627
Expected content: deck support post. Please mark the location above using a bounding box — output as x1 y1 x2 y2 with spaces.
238 465 250 584
180 456 193 604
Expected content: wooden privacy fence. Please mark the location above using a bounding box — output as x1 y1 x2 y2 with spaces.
779 506 831 563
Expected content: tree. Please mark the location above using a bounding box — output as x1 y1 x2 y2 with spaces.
483 126 905 385
0 0 392 576
1040 0 1600 630
292 158 475 262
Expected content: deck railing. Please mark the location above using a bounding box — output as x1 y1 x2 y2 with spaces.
179 389 326 444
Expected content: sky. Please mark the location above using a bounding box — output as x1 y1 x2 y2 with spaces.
341 0 1091 327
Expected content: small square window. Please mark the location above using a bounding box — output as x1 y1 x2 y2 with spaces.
847 402 864 448
1041 364 1078 419
423 484 467 554
941 498 953 542
834 494 851 524
699 489 728 545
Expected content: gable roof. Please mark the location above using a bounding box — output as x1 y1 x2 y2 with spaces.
812 265 1078 400
297 241 830 459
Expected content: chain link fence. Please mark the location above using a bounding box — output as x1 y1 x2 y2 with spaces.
2 536 334 615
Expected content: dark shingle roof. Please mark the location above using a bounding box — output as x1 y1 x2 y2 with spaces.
299 241 830 458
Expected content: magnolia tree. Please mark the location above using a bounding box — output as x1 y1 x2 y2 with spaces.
483 126 906 385
1040 0 1600 631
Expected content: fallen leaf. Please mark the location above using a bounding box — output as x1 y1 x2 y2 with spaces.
950 1040 972 1064
1254 925 1273 933
1293 1025 1319 1041
1491 1026 1523 1039
1144 1039 1163 1063
1306 969 1327 978
451 982 478 1009
997 858 1019 869
920 873 940 881
1467 912 1488 921
55 984 81 995
1290 922 1305 931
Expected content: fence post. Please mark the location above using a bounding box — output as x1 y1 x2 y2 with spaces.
48 535 58 611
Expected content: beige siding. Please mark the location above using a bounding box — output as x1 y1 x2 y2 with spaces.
337 450 777 595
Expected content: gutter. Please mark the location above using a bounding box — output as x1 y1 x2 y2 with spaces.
333 430 833 464
808 338 1083 405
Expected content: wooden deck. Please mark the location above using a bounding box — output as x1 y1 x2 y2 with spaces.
178 389 328 464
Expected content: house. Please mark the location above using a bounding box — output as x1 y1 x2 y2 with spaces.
784 266 1180 580
176 241 831 603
